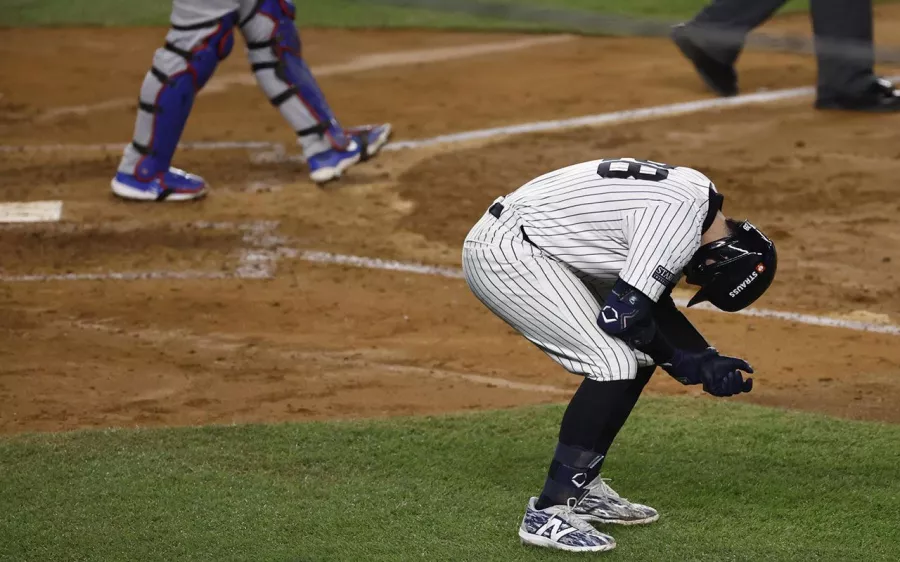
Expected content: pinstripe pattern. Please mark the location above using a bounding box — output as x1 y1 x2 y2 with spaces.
462 159 713 381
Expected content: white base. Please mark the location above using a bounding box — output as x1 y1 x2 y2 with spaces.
0 201 63 223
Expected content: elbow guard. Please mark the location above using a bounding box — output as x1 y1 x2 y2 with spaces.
597 279 657 348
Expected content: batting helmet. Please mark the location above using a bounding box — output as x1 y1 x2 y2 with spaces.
684 220 777 312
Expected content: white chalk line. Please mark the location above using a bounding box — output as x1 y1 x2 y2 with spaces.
0 87 812 156
4 243 899 338
35 35 572 121
0 80 846 156
5 80 900 336
295 251 900 337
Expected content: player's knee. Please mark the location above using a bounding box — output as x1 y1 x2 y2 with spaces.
241 0 304 93
157 13 238 91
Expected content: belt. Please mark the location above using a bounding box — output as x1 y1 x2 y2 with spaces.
488 202 538 248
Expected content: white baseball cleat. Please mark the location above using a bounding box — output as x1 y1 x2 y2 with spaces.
518 497 616 552
307 123 391 184
575 477 660 525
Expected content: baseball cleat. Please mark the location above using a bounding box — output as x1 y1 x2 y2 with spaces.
671 23 738 97
307 123 392 184
575 477 659 526
518 497 616 553
816 77 900 113
111 168 207 202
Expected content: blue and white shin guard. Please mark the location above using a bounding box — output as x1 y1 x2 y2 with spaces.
240 0 352 157
116 13 238 200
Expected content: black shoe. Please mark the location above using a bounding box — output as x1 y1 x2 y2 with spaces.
671 23 738 97
816 78 900 113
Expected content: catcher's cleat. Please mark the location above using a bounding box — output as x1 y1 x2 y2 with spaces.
111 168 207 202
671 23 738 98
307 123 392 184
575 477 659 526
518 497 616 553
816 77 900 113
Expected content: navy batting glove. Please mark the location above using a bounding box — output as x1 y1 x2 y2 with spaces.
661 347 754 397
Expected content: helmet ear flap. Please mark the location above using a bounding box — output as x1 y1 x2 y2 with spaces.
687 286 710 307
687 221 778 312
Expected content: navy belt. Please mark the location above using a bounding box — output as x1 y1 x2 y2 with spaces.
488 202 538 248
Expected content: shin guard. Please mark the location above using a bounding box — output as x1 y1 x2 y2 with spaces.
240 0 351 157
119 14 238 179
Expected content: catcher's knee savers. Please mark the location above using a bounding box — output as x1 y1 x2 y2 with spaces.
240 0 351 156
122 12 238 180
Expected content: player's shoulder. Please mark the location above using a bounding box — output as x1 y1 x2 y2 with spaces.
666 165 717 203
525 160 600 185
591 157 715 203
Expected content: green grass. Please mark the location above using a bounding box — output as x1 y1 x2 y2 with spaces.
2 396 899 561
0 0 817 29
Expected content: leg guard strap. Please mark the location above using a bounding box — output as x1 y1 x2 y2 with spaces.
241 0 350 155
119 13 238 178
538 443 605 509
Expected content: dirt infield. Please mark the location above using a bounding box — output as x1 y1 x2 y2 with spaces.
2 7 900 433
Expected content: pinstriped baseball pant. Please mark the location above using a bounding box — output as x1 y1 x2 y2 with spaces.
462 203 653 382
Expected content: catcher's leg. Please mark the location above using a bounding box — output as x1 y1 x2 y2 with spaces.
113 7 239 202
239 0 391 184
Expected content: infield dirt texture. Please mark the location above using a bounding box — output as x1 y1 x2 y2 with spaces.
1 1 900 560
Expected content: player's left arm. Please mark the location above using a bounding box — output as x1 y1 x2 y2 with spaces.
618 198 704 302
654 289 708 351
597 279 753 397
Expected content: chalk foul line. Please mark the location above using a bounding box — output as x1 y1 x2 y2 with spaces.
295 251 900 337
4 244 899 337
12 76 900 156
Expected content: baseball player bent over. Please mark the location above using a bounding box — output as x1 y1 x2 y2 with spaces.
462 158 777 552
112 0 391 202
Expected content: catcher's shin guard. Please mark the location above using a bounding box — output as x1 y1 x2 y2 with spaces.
241 0 351 157
118 14 238 181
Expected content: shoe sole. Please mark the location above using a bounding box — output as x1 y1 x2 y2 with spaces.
309 124 392 185
815 101 900 113
579 512 660 526
309 152 362 184
111 178 207 202
518 529 616 552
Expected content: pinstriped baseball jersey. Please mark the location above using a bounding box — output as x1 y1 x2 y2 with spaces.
503 158 717 301
462 158 720 381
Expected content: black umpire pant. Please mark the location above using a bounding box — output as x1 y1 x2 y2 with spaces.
690 0 876 101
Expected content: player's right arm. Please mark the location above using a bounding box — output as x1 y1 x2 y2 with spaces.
597 278 753 397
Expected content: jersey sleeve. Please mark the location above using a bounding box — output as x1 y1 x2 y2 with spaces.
619 198 705 301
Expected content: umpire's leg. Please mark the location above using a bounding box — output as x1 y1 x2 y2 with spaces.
810 0 875 102
688 0 789 65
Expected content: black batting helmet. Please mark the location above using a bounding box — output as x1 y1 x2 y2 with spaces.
684 220 777 312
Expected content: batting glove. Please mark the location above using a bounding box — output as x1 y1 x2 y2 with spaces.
661 347 754 397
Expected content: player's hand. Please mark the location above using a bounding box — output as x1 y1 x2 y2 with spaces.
661 347 754 397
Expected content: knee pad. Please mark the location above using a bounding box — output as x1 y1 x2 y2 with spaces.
124 13 238 179
162 14 238 91
241 0 350 151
